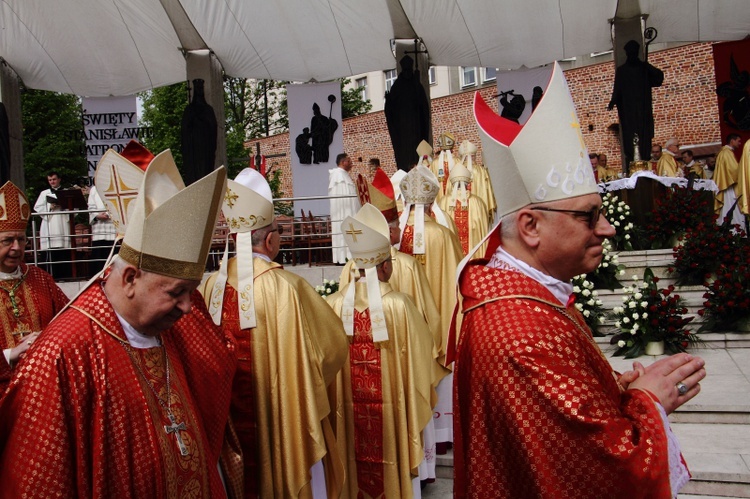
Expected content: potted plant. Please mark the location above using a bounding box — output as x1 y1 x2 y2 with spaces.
610 268 699 358
644 186 713 249
572 274 607 336
699 260 750 332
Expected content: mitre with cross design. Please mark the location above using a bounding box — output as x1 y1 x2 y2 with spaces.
474 62 597 221
340 203 391 342
94 141 154 236
207 168 274 330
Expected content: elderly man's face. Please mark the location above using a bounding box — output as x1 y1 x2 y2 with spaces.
130 270 199 336
532 193 615 281
0 231 27 273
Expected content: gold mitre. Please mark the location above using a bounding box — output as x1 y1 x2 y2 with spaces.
474 62 597 220
416 140 433 160
119 150 227 281
223 168 274 233
0 182 31 232
439 132 456 148
399 164 440 206
341 203 390 342
448 163 472 184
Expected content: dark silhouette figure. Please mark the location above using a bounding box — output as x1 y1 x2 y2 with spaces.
181 79 218 185
384 55 431 171
295 127 313 164
608 40 664 165
531 86 544 112
310 99 338 164
499 90 525 123
716 54 750 131
0 103 10 184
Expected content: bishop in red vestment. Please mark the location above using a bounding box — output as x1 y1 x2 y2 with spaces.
453 65 706 498
0 152 242 497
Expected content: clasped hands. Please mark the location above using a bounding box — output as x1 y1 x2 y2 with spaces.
617 353 706 414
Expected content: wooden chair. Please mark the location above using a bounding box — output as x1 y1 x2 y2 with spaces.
309 212 333 265
275 214 298 265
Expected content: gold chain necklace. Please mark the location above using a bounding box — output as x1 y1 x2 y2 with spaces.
122 343 190 456
0 273 26 318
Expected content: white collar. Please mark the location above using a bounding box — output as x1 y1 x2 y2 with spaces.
253 252 272 262
487 246 573 306
115 311 161 349
0 267 23 281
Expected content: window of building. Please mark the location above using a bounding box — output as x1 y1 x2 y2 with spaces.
461 67 477 87
355 77 368 101
482 67 497 82
384 69 397 92
428 67 437 85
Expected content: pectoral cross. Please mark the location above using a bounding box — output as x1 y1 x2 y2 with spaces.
164 414 189 456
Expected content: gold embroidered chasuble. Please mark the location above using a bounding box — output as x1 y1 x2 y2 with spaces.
201 256 348 498
439 194 490 258
714 145 740 213
340 246 448 372
326 281 436 499
399 213 464 365
657 153 680 177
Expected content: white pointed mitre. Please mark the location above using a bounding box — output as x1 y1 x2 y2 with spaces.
223 170 274 234
416 140 433 160
208 168 274 330
458 139 478 158
474 62 597 220
341 204 390 343
119 150 227 281
95 149 146 236
448 163 472 185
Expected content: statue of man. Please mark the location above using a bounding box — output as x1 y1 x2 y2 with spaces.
608 40 664 165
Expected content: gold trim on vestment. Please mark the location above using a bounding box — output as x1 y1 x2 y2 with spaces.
119 243 203 281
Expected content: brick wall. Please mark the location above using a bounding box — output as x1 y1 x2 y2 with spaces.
250 42 720 197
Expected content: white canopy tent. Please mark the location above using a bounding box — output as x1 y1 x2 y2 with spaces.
1 0 748 97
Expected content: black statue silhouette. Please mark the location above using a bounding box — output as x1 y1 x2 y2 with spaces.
181 79 218 185
295 127 313 164
384 55 431 171
310 97 339 164
716 54 750 131
499 90 525 124
608 40 664 165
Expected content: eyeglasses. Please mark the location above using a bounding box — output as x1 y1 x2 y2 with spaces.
531 206 605 230
0 236 28 247
267 225 285 235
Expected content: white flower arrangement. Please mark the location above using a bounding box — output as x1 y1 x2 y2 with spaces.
315 278 339 298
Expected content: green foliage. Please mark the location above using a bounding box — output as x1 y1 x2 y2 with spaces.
139 82 188 172
21 89 87 202
340 77 372 118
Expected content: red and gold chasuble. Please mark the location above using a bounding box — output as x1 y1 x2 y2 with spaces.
0 264 69 383
451 201 470 254
454 263 674 499
350 309 385 498
0 281 239 498
219 284 260 499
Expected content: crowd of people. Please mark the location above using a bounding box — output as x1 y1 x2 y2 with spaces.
0 62 709 498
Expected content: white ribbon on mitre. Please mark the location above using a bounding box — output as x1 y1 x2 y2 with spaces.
208 170 273 330
341 204 391 342
398 165 440 255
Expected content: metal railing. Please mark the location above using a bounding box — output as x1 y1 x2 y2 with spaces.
26 193 357 280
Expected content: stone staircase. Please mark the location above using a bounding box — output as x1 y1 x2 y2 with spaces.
426 248 750 498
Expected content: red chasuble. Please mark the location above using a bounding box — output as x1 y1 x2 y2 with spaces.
0 280 239 498
454 263 674 499
452 202 470 254
0 263 69 385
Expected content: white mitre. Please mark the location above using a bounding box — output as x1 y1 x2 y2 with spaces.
398 165 440 255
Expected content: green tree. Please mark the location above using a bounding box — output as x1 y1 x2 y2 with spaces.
139 82 188 171
339 77 372 118
22 89 87 203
